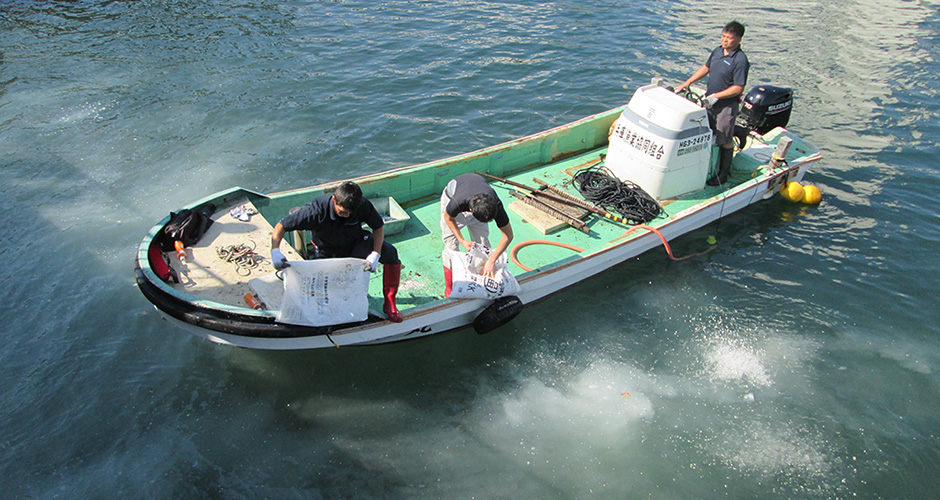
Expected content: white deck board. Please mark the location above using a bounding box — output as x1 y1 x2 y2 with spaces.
167 197 299 309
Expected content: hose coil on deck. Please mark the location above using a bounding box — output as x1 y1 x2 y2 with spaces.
573 165 663 224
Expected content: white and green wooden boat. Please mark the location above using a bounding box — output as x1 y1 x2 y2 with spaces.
135 79 821 350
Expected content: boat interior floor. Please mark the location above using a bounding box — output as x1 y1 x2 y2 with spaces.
166 132 803 316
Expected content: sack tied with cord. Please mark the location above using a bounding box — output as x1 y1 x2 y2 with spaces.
444 245 521 300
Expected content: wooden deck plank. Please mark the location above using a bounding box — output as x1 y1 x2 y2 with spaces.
168 197 302 308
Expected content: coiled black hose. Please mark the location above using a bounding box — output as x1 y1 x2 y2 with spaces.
572 165 663 224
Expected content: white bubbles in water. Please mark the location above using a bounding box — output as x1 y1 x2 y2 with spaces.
705 419 837 493
659 322 845 494
278 358 666 497
494 359 656 439
461 359 662 495
703 340 772 388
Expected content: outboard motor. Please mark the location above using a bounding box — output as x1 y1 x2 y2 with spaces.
735 85 793 146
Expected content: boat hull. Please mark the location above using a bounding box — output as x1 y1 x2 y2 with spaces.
136 102 820 350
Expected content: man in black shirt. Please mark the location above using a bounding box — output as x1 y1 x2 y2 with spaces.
270 181 403 322
439 173 514 297
675 21 749 186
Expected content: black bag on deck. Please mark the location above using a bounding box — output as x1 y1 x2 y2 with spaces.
156 205 215 251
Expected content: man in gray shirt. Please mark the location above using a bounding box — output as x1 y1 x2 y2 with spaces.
675 21 749 186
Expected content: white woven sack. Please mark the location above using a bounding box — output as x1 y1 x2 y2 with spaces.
276 258 369 326
444 246 521 299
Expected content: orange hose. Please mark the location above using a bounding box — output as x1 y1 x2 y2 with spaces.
610 224 713 261
511 240 585 271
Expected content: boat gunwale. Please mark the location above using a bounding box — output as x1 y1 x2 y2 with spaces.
261 105 629 201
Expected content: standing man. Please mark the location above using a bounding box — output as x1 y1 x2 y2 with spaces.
440 173 513 297
270 181 403 323
675 21 749 186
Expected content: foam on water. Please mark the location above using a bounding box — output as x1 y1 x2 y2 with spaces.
702 339 772 388
686 332 836 480
475 359 656 450
270 357 659 497
702 419 837 494
262 320 842 497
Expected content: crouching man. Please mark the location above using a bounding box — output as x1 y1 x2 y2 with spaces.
270 181 403 323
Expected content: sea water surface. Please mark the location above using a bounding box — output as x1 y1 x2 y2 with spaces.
2 0 939 498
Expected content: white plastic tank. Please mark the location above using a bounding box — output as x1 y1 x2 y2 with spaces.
605 83 713 199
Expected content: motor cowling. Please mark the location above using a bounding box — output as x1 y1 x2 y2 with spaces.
737 85 793 134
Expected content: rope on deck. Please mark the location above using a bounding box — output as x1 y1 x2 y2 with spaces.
572 165 663 224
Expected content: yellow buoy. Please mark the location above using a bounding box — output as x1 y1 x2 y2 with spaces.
802 184 822 204
781 181 804 202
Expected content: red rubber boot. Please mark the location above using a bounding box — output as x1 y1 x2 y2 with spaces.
443 265 453 298
383 264 404 323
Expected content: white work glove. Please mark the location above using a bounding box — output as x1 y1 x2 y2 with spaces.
704 94 718 108
271 248 290 270
365 251 380 273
